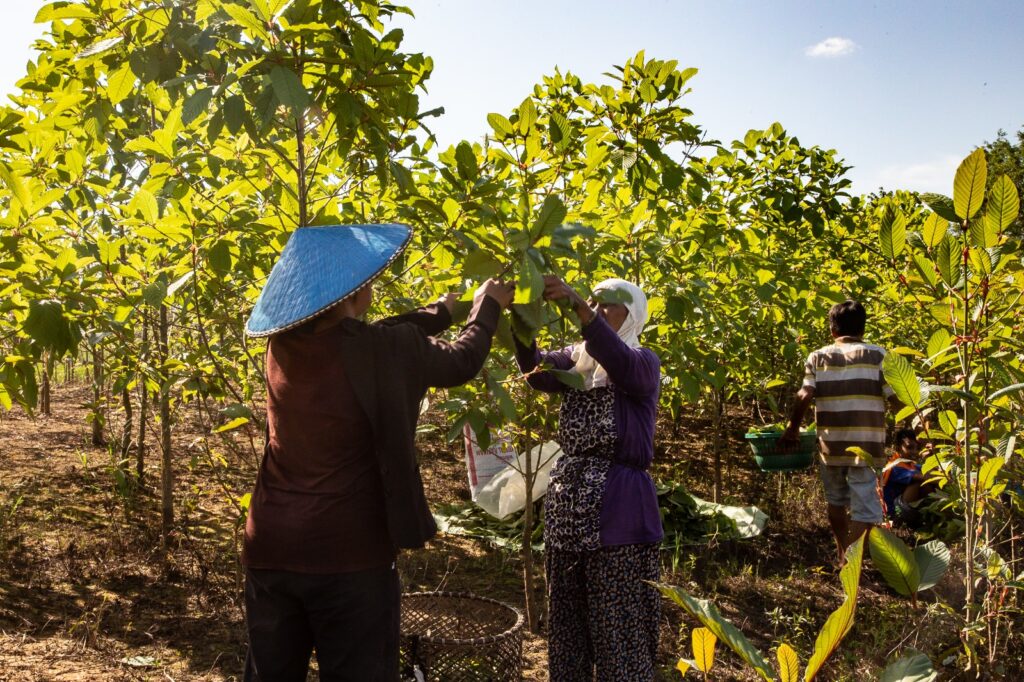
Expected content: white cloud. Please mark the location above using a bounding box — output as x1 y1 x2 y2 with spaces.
805 37 858 58
862 156 962 195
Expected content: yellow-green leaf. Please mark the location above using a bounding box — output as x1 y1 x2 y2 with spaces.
106 62 136 105
777 643 799 682
0 165 30 211
987 174 1019 233
692 627 717 673
804 534 864 681
214 417 250 433
921 212 947 248
953 148 986 220
868 526 920 597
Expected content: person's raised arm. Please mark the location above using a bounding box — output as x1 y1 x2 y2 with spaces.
378 293 459 337
419 280 515 388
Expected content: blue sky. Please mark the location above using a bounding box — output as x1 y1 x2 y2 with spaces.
4 1 1023 196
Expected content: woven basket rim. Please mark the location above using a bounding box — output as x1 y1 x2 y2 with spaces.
401 591 525 646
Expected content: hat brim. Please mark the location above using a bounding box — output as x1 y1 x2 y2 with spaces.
245 224 412 337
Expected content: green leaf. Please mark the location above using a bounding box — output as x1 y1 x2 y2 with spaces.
131 188 159 223
143 281 168 307
517 97 537 135
514 256 544 305
777 643 799 682
953 148 986 220
222 3 269 39
986 175 1019 232
548 369 584 390
224 95 246 134
880 652 938 682
804 534 864 681
0 165 30 210
460 249 502 280
36 3 95 22
214 416 250 433
977 457 1003 494
921 213 948 249
925 329 952 363
868 526 920 597
692 627 717 673
914 540 950 592
455 141 478 181
920 193 958 223
487 112 515 139
106 62 136 105
879 208 906 260
883 351 923 408
269 65 309 113
989 382 1024 401
208 240 233 274
183 88 214 124
657 584 775 681
23 299 81 357
969 212 998 249
531 195 567 239
935 238 960 287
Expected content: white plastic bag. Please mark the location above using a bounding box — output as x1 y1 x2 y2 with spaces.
463 424 517 500
475 441 562 520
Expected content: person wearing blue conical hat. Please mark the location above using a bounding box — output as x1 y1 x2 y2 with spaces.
240 224 514 681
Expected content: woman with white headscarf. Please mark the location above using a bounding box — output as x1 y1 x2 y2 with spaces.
514 275 663 681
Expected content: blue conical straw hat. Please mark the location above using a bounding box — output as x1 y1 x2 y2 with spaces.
245 224 412 337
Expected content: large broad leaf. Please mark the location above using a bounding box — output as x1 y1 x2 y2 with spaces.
879 208 906 260
269 65 310 112
925 329 952 364
517 97 537 135
921 212 948 248
986 175 1019 232
0 165 30 210
692 627 717 673
548 369 585 390
868 526 920 597
920 193 959 223
455 141 479 181
23 299 81 357
804 535 864 681
513 255 544 305
989 382 1024 401
657 585 775 681
531 194 567 239
106 62 136 105
977 458 1003 494
487 112 515 139
914 540 950 591
953 148 987 220
968 212 999 249
777 643 800 682
883 352 922 408
935 238 961 286
880 652 938 682
182 87 214 124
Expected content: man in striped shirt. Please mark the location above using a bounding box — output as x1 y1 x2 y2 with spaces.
782 300 894 563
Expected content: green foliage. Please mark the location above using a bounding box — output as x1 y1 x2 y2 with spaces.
879 652 938 682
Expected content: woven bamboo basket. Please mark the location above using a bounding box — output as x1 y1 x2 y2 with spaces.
400 591 525 681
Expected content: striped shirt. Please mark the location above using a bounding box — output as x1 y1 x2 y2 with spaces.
803 337 893 467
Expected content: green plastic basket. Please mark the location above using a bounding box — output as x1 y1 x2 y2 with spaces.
745 431 818 472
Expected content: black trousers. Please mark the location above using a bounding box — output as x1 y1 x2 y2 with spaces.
243 564 400 682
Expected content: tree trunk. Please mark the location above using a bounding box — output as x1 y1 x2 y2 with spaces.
137 318 149 485
40 364 51 416
158 304 173 554
520 434 540 634
91 346 105 446
712 388 725 503
120 386 133 464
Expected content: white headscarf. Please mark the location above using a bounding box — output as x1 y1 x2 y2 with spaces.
570 278 649 390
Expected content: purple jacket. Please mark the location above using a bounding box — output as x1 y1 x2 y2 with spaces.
515 314 664 546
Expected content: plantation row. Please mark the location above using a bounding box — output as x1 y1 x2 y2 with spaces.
1 0 1023 676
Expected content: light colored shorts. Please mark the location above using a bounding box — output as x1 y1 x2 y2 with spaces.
818 464 883 523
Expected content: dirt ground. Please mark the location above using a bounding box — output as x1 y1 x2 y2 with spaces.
0 381 1005 680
